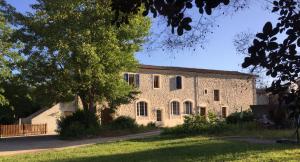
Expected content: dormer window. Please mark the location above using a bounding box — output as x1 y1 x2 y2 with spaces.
176 76 182 89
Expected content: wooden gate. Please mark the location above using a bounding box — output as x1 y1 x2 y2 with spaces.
0 124 47 137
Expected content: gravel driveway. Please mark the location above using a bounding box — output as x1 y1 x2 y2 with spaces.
0 130 161 156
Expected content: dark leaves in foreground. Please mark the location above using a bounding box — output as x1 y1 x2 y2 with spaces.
111 0 230 35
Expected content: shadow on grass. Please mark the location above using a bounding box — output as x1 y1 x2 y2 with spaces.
45 136 298 162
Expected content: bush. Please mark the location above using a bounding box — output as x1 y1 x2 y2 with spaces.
226 110 254 124
109 116 138 130
57 110 101 139
146 122 157 128
163 113 227 135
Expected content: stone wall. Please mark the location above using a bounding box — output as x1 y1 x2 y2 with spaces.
117 68 256 127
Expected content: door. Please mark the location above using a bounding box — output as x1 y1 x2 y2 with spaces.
156 110 162 121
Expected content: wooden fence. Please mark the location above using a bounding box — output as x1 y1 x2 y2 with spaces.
0 124 47 137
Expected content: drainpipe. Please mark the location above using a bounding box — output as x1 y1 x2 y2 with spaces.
194 75 198 113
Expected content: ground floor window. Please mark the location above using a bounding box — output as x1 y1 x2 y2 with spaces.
137 101 148 116
200 107 206 116
184 101 193 114
221 107 227 118
171 101 180 115
156 109 162 121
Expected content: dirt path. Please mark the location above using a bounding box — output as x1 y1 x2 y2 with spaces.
0 130 161 156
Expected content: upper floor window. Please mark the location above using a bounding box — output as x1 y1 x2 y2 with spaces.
214 90 220 101
221 107 227 118
176 76 182 89
171 101 180 115
137 101 148 116
184 101 193 114
153 75 160 88
124 73 139 87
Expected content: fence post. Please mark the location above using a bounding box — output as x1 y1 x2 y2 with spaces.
22 124 25 136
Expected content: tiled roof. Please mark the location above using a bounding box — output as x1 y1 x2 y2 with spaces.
140 64 255 77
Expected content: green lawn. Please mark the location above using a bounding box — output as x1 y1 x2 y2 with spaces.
1 135 300 162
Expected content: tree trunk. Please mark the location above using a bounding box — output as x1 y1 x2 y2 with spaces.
79 92 96 113
297 116 300 143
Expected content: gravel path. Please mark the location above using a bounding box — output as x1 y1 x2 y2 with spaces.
0 130 161 156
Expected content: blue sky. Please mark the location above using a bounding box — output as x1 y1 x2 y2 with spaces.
7 0 277 72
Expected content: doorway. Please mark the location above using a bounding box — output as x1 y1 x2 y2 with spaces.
156 109 162 121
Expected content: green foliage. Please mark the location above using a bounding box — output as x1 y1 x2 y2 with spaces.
146 122 156 128
16 0 150 112
0 77 56 124
1 135 300 162
0 106 14 124
108 116 138 130
0 11 21 106
226 110 254 124
57 110 101 139
163 113 227 135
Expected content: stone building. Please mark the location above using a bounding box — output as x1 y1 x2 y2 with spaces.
117 65 256 127
22 64 256 133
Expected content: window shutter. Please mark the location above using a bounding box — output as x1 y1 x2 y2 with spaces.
135 74 140 87
137 103 140 116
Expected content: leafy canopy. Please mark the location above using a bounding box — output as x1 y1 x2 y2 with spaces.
0 11 20 106
16 0 150 111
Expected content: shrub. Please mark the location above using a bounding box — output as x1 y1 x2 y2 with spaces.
146 122 157 128
226 110 254 124
57 110 101 139
109 116 138 130
163 113 228 135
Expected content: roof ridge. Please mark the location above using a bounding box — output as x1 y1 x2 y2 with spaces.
139 64 255 77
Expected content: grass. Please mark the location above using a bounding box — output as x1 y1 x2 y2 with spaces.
1 135 300 162
163 122 297 140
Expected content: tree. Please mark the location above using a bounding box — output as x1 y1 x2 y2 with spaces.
0 77 44 124
242 0 300 142
0 5 20 106
15 0 150 112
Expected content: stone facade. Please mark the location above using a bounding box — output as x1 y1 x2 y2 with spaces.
117 65 256 127
23 65 256 133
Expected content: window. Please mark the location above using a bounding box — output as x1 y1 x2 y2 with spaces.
156 110 162 121
124 73 139 87
204 89 207 94
153 75 160 88
171 101 180 115
200 107 206 116
137 101 148 116
214 90 220 101
221 107 227 118
184 101 193 114
176 76 182 89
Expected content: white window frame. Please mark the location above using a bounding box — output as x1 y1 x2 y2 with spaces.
124 73 140 87
171 101 180 116
153 74 161 89
183 101 193 115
